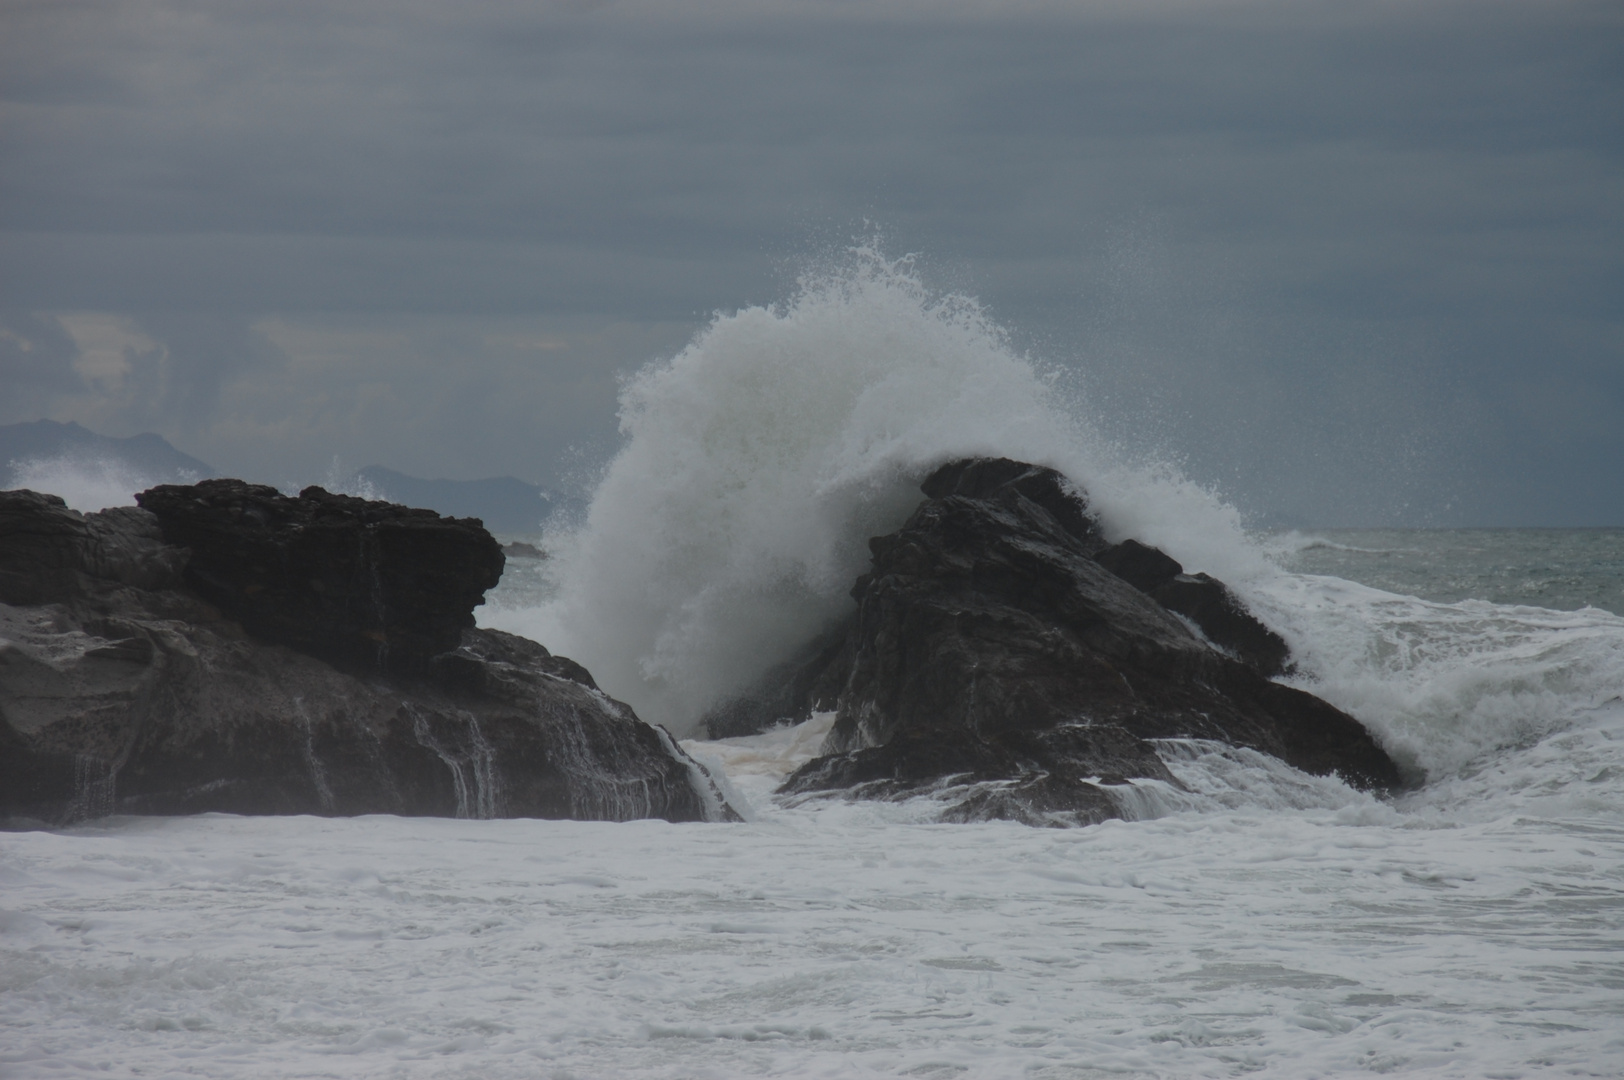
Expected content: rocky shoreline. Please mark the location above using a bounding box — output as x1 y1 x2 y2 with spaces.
0 481 736 826
3 462 1402 829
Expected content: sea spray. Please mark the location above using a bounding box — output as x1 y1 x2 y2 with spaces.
1250 572 1624 798
493 246 1265 733
6 453 160 513
481 245 1624 807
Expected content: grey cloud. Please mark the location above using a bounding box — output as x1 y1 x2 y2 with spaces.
0 0 1619 522
0 312 84 420
170 313 694 490
6 2 1616 314
117 313 288 429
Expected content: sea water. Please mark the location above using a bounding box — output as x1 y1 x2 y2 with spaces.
1271 529 1624 618
3 251 1622 1078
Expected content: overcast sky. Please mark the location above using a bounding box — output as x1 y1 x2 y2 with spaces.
2 0 1619 525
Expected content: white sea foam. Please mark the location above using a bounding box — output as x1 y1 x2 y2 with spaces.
1247 572 1624 799
4 782 1620 1078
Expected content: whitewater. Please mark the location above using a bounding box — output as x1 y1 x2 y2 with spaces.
4 250 1623 1077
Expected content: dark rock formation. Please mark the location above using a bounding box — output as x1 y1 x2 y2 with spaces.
1151 572 1291 678
716 458 1400 826
1093 538 1181 593
702 460 1110 741
0 489 188 606
135 480 503 679
1 487 736 826
1095 538 1291 676
919 457 1107 552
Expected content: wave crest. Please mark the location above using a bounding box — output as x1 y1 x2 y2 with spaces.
495 245 1258 732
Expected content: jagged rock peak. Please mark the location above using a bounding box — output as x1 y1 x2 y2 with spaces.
919 457 1106 553
1093 537 1291 677
717 456 1402 824
923 458 1290 677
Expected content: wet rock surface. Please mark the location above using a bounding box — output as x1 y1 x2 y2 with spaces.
1094 537 1291 677
1 487 734 826
715 458 1401 825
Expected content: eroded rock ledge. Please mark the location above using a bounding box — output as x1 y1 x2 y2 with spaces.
1 483 735 825
706 458 1401 826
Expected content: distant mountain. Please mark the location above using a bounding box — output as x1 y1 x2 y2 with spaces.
355 465 584 536
0 419 216 493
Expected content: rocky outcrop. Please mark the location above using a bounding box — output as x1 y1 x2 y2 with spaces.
135 479 504 679
711 458 1400 826
1 486 736 826
0 489 187 605
1095 538 1290 677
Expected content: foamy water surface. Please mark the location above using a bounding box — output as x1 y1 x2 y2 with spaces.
4 696 1622 1078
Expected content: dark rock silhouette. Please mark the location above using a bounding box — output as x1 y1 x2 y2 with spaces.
0 489 187 606
1095 537 1291 676
1150 572 1292 677
919 456 1107 552
0 486 735 826
136 479 504 679
1093 538 1181 593
710 458 1401 826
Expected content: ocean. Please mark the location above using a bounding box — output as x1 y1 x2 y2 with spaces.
3 253 1622 1078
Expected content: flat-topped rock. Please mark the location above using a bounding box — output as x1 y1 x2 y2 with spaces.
136 479 504 679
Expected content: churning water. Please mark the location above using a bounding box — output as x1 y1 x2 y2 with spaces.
4 251 1622 1078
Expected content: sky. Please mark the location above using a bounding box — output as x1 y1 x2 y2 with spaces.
1 0 1619 526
